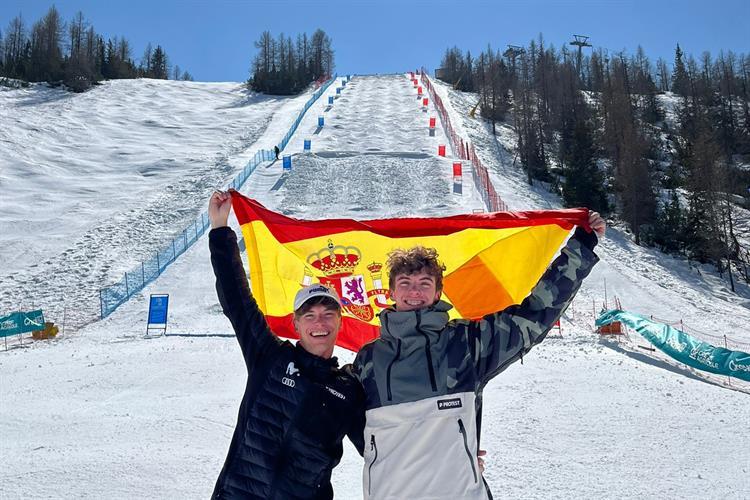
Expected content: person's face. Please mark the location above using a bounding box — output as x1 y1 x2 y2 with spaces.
294 304 342 358
389 270 441 311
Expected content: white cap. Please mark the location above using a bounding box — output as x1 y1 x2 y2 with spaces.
293 284 342 311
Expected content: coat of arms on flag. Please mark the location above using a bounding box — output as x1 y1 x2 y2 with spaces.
304 240 390 323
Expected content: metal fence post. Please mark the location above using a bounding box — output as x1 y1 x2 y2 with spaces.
724 335 731 385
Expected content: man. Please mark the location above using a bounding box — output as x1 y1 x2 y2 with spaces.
354 211 606 500
208 190 364 500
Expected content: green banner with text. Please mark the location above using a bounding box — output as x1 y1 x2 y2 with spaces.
0 310 45 337
596 309 750 382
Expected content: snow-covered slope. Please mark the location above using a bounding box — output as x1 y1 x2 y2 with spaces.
0 79 312 329
252 74 485 218
1 75 748 499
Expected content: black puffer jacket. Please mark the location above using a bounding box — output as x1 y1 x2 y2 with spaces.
209 227 365 500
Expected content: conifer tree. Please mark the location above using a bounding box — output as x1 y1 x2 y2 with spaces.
561 119 608 213
28 6 63 83
654 190 686 254
2 16 27 79
672 44 690 96
150 45 168 79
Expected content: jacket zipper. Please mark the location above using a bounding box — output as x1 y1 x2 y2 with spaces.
458 419 478 483
386 338 402 401
368 434 378 495
415 310 438 392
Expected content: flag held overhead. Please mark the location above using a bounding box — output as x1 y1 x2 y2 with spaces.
231 192 590 351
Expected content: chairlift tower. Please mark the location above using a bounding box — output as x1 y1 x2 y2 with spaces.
569 35 592 77
503 45 525 74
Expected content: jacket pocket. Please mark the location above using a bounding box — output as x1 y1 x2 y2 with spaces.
368 434 378 496
457 418 478 483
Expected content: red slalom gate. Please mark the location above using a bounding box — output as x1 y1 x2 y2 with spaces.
420 70 507 212
429 117 436 128
438 145 446 157
453 162 462 177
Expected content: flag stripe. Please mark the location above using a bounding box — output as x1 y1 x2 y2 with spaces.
444 258 514 319
232 193 590 243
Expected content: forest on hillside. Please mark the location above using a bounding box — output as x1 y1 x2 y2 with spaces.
438 38 750 289
0 7 333 96
0 6 191 92
248 29 334 95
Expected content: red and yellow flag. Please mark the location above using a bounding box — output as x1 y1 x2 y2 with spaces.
232 192 589 352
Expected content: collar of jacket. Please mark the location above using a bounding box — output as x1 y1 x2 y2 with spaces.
293 342 340 382
378 300 452 343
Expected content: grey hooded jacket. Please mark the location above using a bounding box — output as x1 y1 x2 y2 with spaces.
353 228 599 500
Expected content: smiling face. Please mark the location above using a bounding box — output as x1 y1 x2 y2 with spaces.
389 270 442 312
293 302 342 359
385 246 445 312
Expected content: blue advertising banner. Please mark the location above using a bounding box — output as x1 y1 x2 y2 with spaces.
148 295 169 325
596 310 750 381
0 310 45 338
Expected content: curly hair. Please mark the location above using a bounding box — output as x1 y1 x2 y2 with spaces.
386 246 446 292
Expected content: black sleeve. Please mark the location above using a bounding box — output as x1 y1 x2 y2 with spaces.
209 226 281 367
347 406 366 456
342 364 366 456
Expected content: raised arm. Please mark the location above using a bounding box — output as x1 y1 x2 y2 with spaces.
471 212 604 383
209 191 281 367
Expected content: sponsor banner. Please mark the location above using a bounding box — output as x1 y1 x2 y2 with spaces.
596 310 750 381
0 310 45 338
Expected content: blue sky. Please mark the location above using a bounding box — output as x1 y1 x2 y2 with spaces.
2 0 748 82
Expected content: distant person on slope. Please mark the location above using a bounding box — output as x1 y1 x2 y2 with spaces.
354 211 606 500
208 189 365 500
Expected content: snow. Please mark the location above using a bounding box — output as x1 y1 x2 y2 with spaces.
0 79 313 330
1 74 748 499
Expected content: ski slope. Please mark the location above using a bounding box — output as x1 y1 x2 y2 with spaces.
252 74 485 218
1 75 749 499
0 79 312 330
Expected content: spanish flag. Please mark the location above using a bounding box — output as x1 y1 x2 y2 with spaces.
232 192 589 352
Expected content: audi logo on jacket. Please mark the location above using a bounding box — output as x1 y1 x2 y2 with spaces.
209 227 365 500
